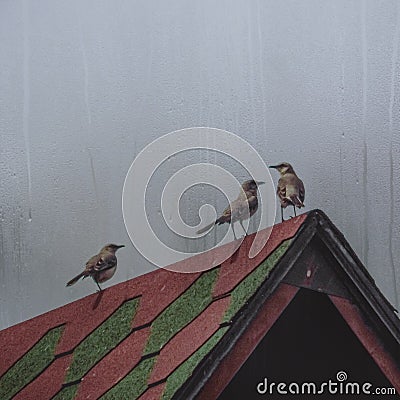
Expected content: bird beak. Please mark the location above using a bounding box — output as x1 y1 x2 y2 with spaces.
257 181 265 185
116 245 125 249
269 165 278 169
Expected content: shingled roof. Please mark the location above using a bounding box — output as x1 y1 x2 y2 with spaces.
0 210 399 399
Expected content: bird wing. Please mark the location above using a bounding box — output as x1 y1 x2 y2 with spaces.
247 194 258 217
200 194 238 228
94 253 117 272
298 178 305 203
286 175 305 207
84 254 101 274
277 178 287 202
217 187 259 224
229 194 255 222
217 197 245 224
216 203 232 224
222 203 232 217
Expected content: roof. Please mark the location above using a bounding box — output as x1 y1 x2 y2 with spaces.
0 210 399 400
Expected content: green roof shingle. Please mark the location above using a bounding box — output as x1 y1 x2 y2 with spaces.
65 297 139 383
0 325 64 400
144 268 219 355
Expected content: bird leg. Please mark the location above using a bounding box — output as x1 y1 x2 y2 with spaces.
293 205 296 217
231 224 237 240
94 280 102 292
239 220 248 236
281 206 284 222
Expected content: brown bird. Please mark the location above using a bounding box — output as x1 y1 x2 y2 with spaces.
196 179 265 239
269 162 305 222
66 244 125 291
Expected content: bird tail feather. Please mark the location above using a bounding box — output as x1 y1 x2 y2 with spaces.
289 195 304 208
66 272 85 287
196 221 217 234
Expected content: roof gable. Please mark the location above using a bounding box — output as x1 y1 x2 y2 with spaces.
179 210 400 399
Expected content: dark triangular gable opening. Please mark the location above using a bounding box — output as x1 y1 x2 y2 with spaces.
218 288 396 399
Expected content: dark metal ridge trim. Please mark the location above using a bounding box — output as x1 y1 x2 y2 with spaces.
172 211 318 400
311 209 400 343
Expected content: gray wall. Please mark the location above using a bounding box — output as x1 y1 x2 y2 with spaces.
1 0 399 329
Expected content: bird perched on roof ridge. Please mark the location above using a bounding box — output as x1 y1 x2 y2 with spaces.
196 179 265 239
66 244 125 291
269 162 305 222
